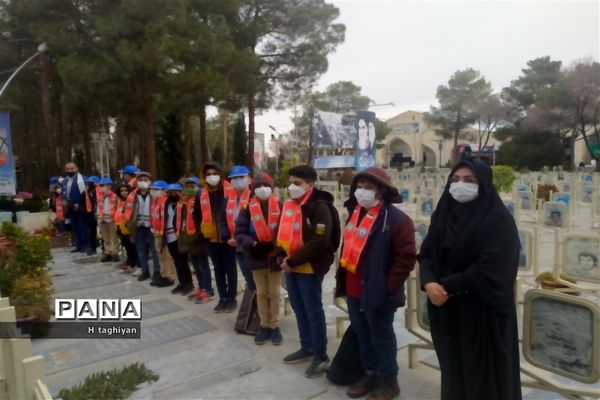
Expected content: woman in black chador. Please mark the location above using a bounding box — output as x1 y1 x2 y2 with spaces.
419 159 522 400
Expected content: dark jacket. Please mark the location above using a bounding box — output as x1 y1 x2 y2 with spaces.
235 199 283 271
335 202 416 310
61 173 85 210
280 189 339 276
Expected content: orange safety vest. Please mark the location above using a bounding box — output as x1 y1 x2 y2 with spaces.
248 196 280 242
176 196 197 235
55 194 64 220
97 191 117 222
226 189 251 236
84 191 93 213
340 203 382 273
276 190 312 257
224 180 235 199
151 195 167 234
123 188 139 222
114 198 126 225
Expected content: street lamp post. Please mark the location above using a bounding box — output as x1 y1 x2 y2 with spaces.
0 43 48 98
269 125 279 174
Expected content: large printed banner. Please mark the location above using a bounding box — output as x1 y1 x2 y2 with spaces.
313 109 377 171
355 111 376 172
0 112 16 195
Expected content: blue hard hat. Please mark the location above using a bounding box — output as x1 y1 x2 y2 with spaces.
166 183 183 192
151 180 168 190
229 165 250 178
99 177 113 185
120 164 138 175
49 176 58 185
85 175 100 184
183 176 201 185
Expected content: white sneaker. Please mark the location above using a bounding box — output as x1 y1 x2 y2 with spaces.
131 268 142 277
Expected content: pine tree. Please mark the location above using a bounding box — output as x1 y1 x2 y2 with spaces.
233 113 248 166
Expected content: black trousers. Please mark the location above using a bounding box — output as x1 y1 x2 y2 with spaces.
119 232 138 267
87 213 98 251
168 240 193 286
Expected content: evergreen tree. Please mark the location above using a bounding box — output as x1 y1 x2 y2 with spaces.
232 113 248 166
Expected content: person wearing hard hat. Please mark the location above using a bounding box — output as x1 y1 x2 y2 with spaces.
114 182 139 273
150 180 176 287
119 164 139 188
220 165 256 292
97 178 120 263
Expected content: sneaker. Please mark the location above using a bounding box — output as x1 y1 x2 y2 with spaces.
69 248 80 253
304 357 329 379
131 268 142 277
270 327 283 346
367 377 400 400
225 298 237 313
254 327 271 345
283 348 313 364
100 254 112 262
187 288 202 301
195 290 214 304
171 284 184 294
180 284 194 296
214 299 227 313
347 374 378 398
137 272 150 281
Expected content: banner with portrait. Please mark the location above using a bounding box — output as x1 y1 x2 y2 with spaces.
354 111 376 172
313 110 357 149
0 112 16 195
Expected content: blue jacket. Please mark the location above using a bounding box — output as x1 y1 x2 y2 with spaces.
335 202 417 310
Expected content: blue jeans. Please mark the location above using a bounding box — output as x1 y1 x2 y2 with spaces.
70 209 89 251
285 272 327 360
207 242 237 300
347 296 398 378
190 254 213 294
134 226 160 275
236 251 256 290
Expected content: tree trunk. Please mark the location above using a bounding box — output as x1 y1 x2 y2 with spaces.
308 115 314 164
183 114 192 175
247 93 255 173
80 108 94 172
115 116 126 169
199 104 209 165
39 51 58 174
142 88 157 176
222 110 229 167
452 110 461 166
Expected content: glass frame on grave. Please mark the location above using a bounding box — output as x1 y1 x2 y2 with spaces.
418 196 435 218
518 229 534 273
523 289 600 384
518 191 534 211
561 234 600 284
414 217 429 251
543 202 568 228
581 186 594 204
552 192 572 206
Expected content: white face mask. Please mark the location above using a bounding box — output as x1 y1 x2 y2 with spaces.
137 181 150 190
58 177 64 184
288 183 306 200
449 182 479 203
354 188 380 209
102 187 111 194
255 186 272 200
150 189 162 198
231 177 249 190
56 188 62 194
206 175 220 187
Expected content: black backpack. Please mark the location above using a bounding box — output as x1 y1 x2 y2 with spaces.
326 324 364 385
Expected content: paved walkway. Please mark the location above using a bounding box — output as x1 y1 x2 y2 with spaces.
32 202 598 399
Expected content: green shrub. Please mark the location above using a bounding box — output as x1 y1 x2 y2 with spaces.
58 363 159 400
492 165 517 193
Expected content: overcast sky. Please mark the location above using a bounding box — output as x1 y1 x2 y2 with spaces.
252 0 599 137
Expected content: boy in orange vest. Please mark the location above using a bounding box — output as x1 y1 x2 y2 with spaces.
199 162 237 313
114 183 139 273
97 178 120 262
150 180 176 287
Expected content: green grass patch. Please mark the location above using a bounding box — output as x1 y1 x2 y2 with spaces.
57 363 159 400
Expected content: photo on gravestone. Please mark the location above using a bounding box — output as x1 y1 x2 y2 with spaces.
420 197 434 217
518 229 533 272
519 192 533 211
544 202 567 228
523 290 599 383
504 200 516 218
414 219 429 250
562 182 572 193
562 236 600 283
553 192 571 206
581 186 594 203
